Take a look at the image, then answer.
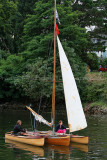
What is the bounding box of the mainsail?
[57,36,87,132]
[26,106,52,127]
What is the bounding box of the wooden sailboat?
[26,106,70,146]
[45,0,88,145]
[5,132,45,147]
[44,0,70,146]
[26,0,88,145]
[5,0,88,146]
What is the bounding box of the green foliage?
[0,50,10,59]
[87,52,99,70]
[90,101,107,109]
[0,0,16,53]
[11,0,36,53]
[0,54,25,100]
[0,0,106,108]
[85,72,107,103]
[72,0,107,53]
[14,57,53,102]
[100,58,107,67]
[14,45,86,105]
[22,0,88,59]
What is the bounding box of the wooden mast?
[52,0,56,132]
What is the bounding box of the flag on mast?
[55,24,60,35]
[56,9,61,25]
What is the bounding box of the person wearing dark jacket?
[55,120,69,133]
[13,120,26,136]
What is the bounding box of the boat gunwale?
[70,135,89,138]
[46,135,70,139]
[5,133,44,139]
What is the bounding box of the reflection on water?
[5,140,89,160]
[5,139,44,157]
[70,143,88,153]
[0,111,107,159]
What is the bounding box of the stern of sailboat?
[70,135,89,144]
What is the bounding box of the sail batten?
[57,36,87,132]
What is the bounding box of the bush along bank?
[83,72,107,114]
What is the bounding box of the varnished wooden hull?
[45,135,70,146]
[70,135,89,144]
[5,133,44,147]
[5,139,44,156]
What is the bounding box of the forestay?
[26,106,52,127]
[57,36,87,132]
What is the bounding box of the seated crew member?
[13,120,27,136]
[55,120,69,133]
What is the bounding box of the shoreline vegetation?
[0,102,107,114]
[0,72,107,114]
[83,72,107,114]
[0,1,107,115]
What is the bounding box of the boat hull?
[45,135,70,146]
[70,135,89,144]
[5,133,44,147]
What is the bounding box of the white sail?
[26,106,52,127]
[57,36,87,132]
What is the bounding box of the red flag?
[55,24,60,35]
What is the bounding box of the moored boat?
[25,0,89,146]
[29,131,70,146]
[5,132,45,147]
[70,135,89,144]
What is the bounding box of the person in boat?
[55,120,69,133]
[13,120,27,136]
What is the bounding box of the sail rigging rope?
[30,111,33,131]
[36,23,54,128]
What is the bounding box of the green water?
[0,110,107,160]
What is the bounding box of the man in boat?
[13,120,27,136]
[55,120,69,133]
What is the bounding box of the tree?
[14,0,88,104]
[0,0,16,53]
[72,0,107,53]
[87,52,99,70]
[0,54,25,100]
[12,0,37,53]
[0,0,88,104]
[15,49,87,105]
[22,0,88,59]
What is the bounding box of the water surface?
[0,110,107,160]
